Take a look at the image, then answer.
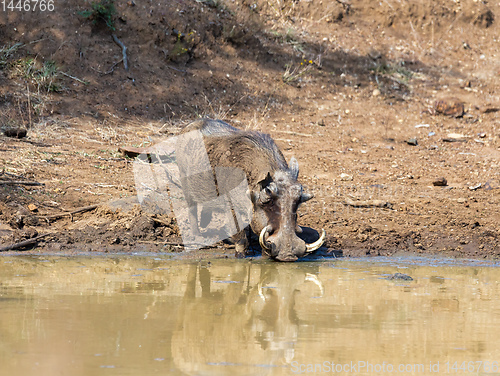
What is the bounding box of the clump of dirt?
[0,0,499,258]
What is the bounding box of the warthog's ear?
[290,157,299,180]
[300,192,314,203]
[257,171,273,189]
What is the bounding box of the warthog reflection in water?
[171,262,324,375]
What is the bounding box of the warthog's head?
[249,157,325,262]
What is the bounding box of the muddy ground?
[0,0,499,258]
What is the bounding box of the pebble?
[407,138,418,146]
[434,98,465,118]
[27,204,38,212]
[388,273,413,281]
[340,173,353,181]
[3,128,27,138]
[372,89,381,97]
[433,177,448,187]
[442,133,468,142]
[469,183,482,191]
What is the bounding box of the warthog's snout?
[259,225,326,262]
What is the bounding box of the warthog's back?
[181,119,289,186]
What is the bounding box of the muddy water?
[1,256,500,376]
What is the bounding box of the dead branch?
[137,240,234,250]
[150,216,172,227]
[112,34,129,71]
[0,180,44,186]
[0,233,52,252]
[41,204,99,222]
[344,197,393,209]
[60,71,89,85]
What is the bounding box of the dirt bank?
[1,0,499,258]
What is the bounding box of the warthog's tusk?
[305,273,324,297]
[257,283,266,301]
[259,225,272,251]
[305,229,326,253]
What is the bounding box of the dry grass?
[282,62,313,84]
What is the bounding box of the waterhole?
[1,256,499,375]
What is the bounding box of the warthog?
[178,118,325,262]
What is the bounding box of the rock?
[368,49,382,60]
[3,128,27,138]
[407,138,418,146]
[442,133,468,142]
[358,225,373,234]
[372,89,381,97]
[344,198,392,209]
[118,146,154,158]
[388,273,413,281]
[479,106,499,114]
[27,204,38,212]
[23,215,39,226]
[457,198,467,204]
[434,98,465,118]
[469,183,482,191]
[340,173,353,181]
[433,177,448,187]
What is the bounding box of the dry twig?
[41,204,99,222]
[0,180,44,186]
[0,233,52,252]
[112,34,129,71]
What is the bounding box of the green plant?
[169,31,196,60]
[270,28,304,53]
[11,58,62,92]
[372,61,413,83]
[170,38,188,58]
[0,43,23,69]
[79,0,116,31]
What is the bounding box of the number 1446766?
[2,0,55,12]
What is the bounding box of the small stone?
[3,128,27,138]
[479,106,499,114]
[340,173,353,181]
[372,89,381,97]
[23,215,39,226]
[407,138,418,146]
[27,204,38,212]
[433,177,448,186]
[469,183,482,191]
[457,198,467,204]
[434,98,465,118]
[368,49,382,60]
[442,133,468,142]
[388,273,413,281]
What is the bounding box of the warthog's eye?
[260,187,273,204]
